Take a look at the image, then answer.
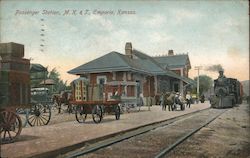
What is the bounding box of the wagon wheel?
[16,108,28,127]
[92,105,103,123]
[114,105,121,120]
[27,104,51,126]
[0,110,22,144]
[75,105,87,123]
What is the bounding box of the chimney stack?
[168,50,174,56]
[125,42,133,59]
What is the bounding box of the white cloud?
[63,21,78,32]
[212,17,248,35]
[149,32,173,44]
[144,14,166,28]
[170,9,203,25]
[86,15,114,31]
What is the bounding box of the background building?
[68,42,195,105]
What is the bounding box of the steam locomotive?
[211,70,243,108]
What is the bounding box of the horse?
[160,92,175,111]
[52,91,73,114]
[166,92,176,111]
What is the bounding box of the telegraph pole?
[195,66,202,103]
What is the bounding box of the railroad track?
[58,108,228,158]
[154,109,227,158]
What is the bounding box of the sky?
[0,0,249,83]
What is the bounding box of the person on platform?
[186,92,191,108]
[175,92,184,107]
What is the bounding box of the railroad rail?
[154,109,228,158]
[58,107,227,158]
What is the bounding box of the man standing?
[160,92,166,111]
[139,93,144,111]
[186,92,191,108]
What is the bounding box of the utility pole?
[195,66,202,103]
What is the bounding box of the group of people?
[160,91,192,111]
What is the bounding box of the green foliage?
[30,71,48,88]
[48,68,68,93]
[31,67,68,94]
[193,75,213,96]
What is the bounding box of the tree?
[30,70,49,88]
[193,75,213,96]
[47,68,68,93]
[30,67,68,93]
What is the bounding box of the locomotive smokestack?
[168,50,174,56]
[218,69,225,78]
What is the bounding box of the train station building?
[68,42,195,105]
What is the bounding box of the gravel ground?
[71,103,250,158]
[72,108,225,158]
[0,102,212,158]
[167,103,250,158]
[49,106,77,125]
[20,105,143,127]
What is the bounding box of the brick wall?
[116,72,124,81]
[88,71,152,98]
[89,72,113,84]
[143,76,155,97]
[127,85,135,97]
[150,76,155,96]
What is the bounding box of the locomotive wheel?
[0,110,22,144]
[27,104,51,126]
[92,105,103,123]
[114,105,121,120]
[16,108,28,127]
[75,106,87,123]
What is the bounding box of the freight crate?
[0,70,29,83]
[88,84,103,101]
[71,77,88,101]
[0,42,24,59]
[0,42,30,108]
[71,77,104,101]
[0,59,30,72]
[0,82,30,108]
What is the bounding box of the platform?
[1,102,211,158]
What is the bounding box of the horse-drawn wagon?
[27,87,52,126]
[70,77,121,123]
[18,63,53,127]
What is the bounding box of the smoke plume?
[205,64,224,72]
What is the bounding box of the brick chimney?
[125,42,133,59]
[168,50,174,56]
